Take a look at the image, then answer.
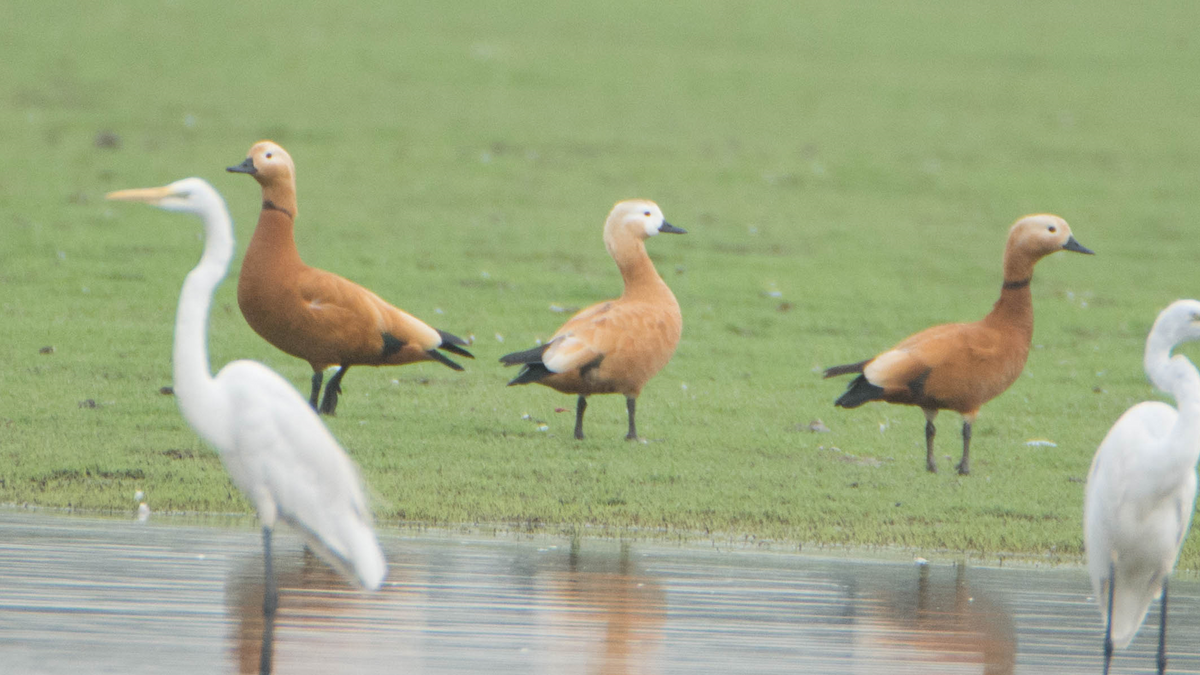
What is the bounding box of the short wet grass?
[3,1,1200,565]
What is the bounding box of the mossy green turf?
[2,1,1199,565]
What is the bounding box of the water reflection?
[224,538,666,675]
[850,563,1015,674]
[3,511,1200,674]
[534,541,665,674]
[226,548,421,674]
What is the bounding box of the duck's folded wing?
[543,300,676,374]
[294,269,378,333]
[865,324,973,391]
[362,288,442,350]
[542,334,603,374]
[862,348,932,393]
[297,269,442,351]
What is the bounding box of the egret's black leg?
[1103,562,1115,675]
[956,420,972,475]
[1158,577,1168,675]
[319,365,350,416]
[574,395,587,440]
[309,371,323,411]
[625,397,638,441]
[260,526,277,675]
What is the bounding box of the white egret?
[108,178,386,672]
[1084,299,1200,675]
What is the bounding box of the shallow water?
[1,511,1198,674]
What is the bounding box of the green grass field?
[3,1,1200,565]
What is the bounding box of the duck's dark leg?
[1103,562,1115,675]
[260,525,277,675]
[309,371,323,411]
[922,408,938,473]
[1158,577,1168,675]
[574,395,587,440]
[625,397,638,441]
[319,365,350,416]
[957,420,973,475]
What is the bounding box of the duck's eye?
[643,210,652,217]
[265,153,273,159]
[1048,225,1057,233]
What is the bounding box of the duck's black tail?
[500,344,552,386]
[426,349,466,371]
[833,375,884,408]
[822,359,870,379]
[507,363,552,386]
[499,343,549,366]
[436,329,475,358]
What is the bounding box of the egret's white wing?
[1084,400,1185,648]
[216,359,386,590]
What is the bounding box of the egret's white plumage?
[106,178,386,594]
[1084,299,1200,674]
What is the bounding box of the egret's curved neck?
[1146,333,1200,411]
[173,204,233,447]
[1144,333,1200,484]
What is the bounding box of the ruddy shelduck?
[824,214,1093,474]
[500,200,685,440]
[1085,300,1200,675]
[227,141,473,415]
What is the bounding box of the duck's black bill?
[226,157,257,175]
[1063,236,1094,255]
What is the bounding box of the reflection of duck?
[226,548,421,674]
[852,563,1015,675]
[534,541,666,675]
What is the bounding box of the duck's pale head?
[227,140,296,188]
[1007,213,1092,259]
[604,199,686,245]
